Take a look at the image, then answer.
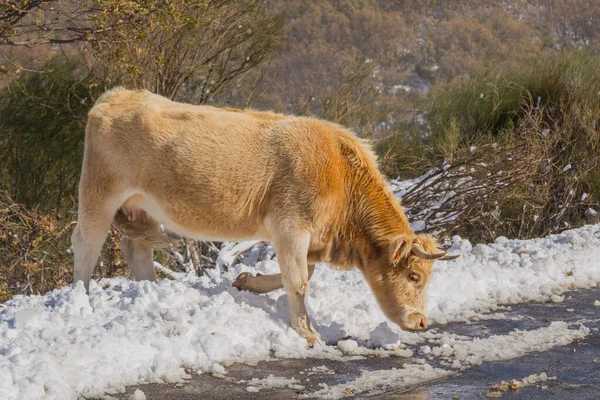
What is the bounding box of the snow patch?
[302,364,454,399]
[551,294,564,303]
[369,322,400,349]
[306,365,335,376]
[431,322,589,369]
[128,389,147,400]
[337,339,359,355]
[486,372,556,397]
[240,375,304,392]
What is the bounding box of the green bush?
[425,51,600,162]
[0,59,101,214]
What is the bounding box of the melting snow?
[486,372,556,397]
[128,389,147,400]
[302,364,455,399]
[2,220,600,398]
[239,375,304,392]
[431,322,589,369]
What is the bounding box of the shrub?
[386,51,600,242]
[426,51,600,156]
[0,59,100,213]
[0,191,74,301]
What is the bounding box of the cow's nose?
[407,312,428,330]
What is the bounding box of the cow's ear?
[390,235,413,264]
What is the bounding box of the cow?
[71,88,458,345]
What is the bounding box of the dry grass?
[0,191,76,301]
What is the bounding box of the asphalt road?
[113,286,600,400]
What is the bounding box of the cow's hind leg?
[233,264,315,293]
[72,198,120,292]
[121,237,157,282]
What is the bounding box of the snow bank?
[428,226,600,324]
[0,278,308,400]
[2,223,600,398]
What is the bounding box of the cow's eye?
[409,273,420,285]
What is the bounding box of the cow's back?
[83,89,366,239]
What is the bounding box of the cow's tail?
[113,210,175,250]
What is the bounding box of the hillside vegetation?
[390,51,600,242]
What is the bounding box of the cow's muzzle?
[401,312,428,331]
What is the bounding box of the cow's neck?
[355,178,412,242]
[327,171,413,269]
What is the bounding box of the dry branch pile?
[396,100,600,242]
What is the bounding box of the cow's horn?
[438,254,460,261]
[411,243,447,260]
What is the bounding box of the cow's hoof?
[232,272,263,292]
[298,329,323,348]
[305,335,322,348]
[232,272,251,291]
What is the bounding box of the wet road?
[116,286,600,399]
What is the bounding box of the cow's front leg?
[233,264,316,293]
[273,231,321,346]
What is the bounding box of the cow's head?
[363,234,458,331]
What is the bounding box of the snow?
[428,225,600,324]
[550,294,564,303]
[336,339,359,354]
[419,345,431,354]
[306,365,332,375]
[487,372,556,397]
[430,321,589,369]
[302,364,455,399]
[3,217,600,397]
[390,84,413,94]
[128,389,147,400]
[216,240,264,270]
[239,375,303,392]
[368,322,400,349]
[393,348,413,358]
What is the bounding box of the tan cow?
[72,88,457,344]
